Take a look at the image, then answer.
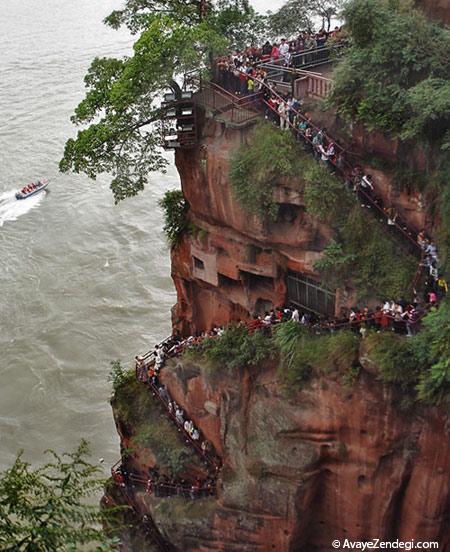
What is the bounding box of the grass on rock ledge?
[191,306,450,408]
[110,362,196,476]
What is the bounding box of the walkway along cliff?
[105,31,450,552]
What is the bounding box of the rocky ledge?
[109,346,450,551]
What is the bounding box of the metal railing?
[258,42,346,72]
[111,461,215,500]
[249,73,423,256]
[195,81,263,125]
[108,464,174,551]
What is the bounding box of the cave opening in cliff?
[286,271,336,318]
[240,270,275,291]
[276,203,304,223]
[218,273,240,287]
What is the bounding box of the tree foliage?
[314,239,355,286]
[0,441,120,551]
[109,360,134,394]
[112,375,196,475]
[61,0,264,202]
[159,189,189,246]
[337,207,417,300]
[274,322,359,388]
[191,324,275,371]
[303,162,352,224]
[413,300,450,404]
[229,123,306,220]
[364,299,450,406]
[268,0,344,37]
[329,0,450,146]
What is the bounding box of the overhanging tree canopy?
[60,0,265,202]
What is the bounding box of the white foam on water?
[0,188,45,227]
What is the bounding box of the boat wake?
[0,189,45,227]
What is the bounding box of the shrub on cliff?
[191,324,275,370]
[315,206,417,300]
[303,163,353,226]
[112,376,196,475]
[363,301,450,406]
[364,332,419,395]
[413,300,450,405]
[432,161,450,278]
[159,189,189,247]
[274,322,360,388]
[109,360,134,393]
[229,123,305,220]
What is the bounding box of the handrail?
[109,467,173,551]
[208,81,262,106]
[258,42,346,71]
[260,95,421,253]
[229,67,423,253]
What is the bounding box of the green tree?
[303,162,352,224]
[159,189,190,246]
[229,122,305,220]
[60,0,264,203]
[192,324,275,371]
[0,441,120,551]
[413,300,450,404]
[268,0,314,38]
[268,0,344,37]
[329,0,450,146]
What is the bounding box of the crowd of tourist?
[239,299,432,338]
[135,338,220,468]
[216,25,345,95]
[217,26,345,82]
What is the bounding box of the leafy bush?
[0,441,121,551]
[193,324,275,371]
[339,207,417,299]
[274,322,360,389]
[329,0,450,146]
[315,205,417,300]
[109,360,134,393]
[433,161,450,277]
[303,163,352,225]
[159,189,189,247]
[363,300,450,406]
[313,239,355,288]
[229,123,305,220]
[133,425,191,476]
[365,332,418,387]
[413,300,450,405]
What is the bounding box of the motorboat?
[15,179,49,200]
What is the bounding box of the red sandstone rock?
[115,356,450,551]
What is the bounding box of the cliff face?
[109,35,450,546]
[112,355,450,551]
[171,117,336,335]
[171,108,431,336]
[417,0,450,23]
